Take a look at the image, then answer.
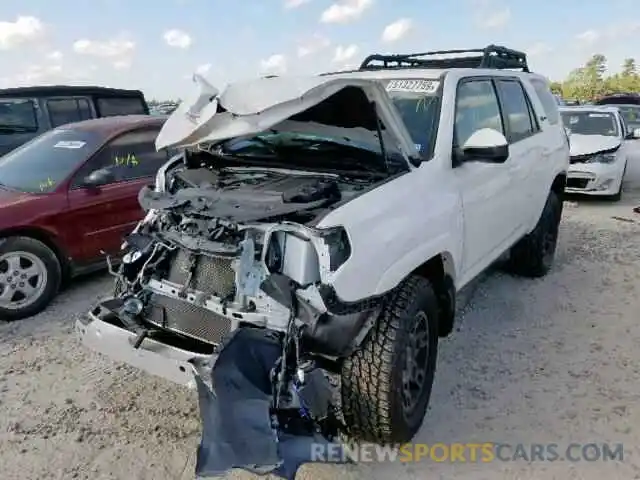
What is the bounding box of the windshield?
[617,106,640,131]
[219,130,407,175]
[0,128,103,193]
[561,111,619,137]
[0,98,38,132]
[384,79,440,156]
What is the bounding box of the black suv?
[0,85,150,156]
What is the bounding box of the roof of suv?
[0,85,145,98]
[318,44,545,83]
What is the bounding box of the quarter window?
[530,78,560,125]
[495,80,539,143]
[97,97,146,117]
[454,79,504,147]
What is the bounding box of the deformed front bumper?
[76,299,213,388]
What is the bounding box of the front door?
[63,127,168,265]
[452,77,517,279]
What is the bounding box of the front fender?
[374,233,457,294]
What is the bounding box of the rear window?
[0,98,38,132]
[530,79,560,125]
[97,97,146,117]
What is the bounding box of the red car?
[0,115,171,320]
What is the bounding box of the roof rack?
[359,45,529,72]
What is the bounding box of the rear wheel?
[340,275,439,444]
[508,191,562,278]
[0,236,62,321]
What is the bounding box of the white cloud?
[46,51,63,61]
[574,30,600,45]
[525,43,552,57]
[284,0,310,8]
[260,54,287,74]
[195,63,212,75]
[163,29,192,49]
[73,37,135,70]
[73,37,135,58]
[0,16,45,50]
[381,18,413,43]
[332,44,359,64]
[297,34,331,57]
[478,8,511,28]
[320,0,372,24]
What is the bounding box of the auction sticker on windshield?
[53,140,86,149]
[386,79,440,94]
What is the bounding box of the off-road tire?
[340,275,439,444]
[508,191,562,278]
[0,236,62,321]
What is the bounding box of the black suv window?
[72,128,166,187]
[495,80,540,143]
[97,97,146,117]
[48,98,93,127]
[0,98,38,131]
[454,79,504,147]
[530,78,560,125]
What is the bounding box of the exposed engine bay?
[97,149,395,476]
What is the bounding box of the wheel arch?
[0,227,71,280]
[412,251,456,337]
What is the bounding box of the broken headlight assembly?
[588,153,617,164]
[264,226,351,286]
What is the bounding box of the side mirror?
[459,128,509,163]
[82,168,115,189]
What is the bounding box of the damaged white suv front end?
[76,72,437,439]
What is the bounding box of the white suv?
[77,45,569,446]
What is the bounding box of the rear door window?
[97,97,146,117]
[495,79,540,143]
[47,98,93,127]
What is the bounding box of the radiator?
[144,249,236,345]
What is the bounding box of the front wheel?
[0,236,62,321]
[340,275,440,444]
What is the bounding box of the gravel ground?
[1,191,639,480]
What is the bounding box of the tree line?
[550,54,640,102]
[150,54,640,105]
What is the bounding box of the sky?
[0,0,639,100]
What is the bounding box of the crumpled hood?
[569,134,621,157]
[155,73,418,161]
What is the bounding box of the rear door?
[45,97,95,127]
[494,77,545,233]
[64,127,168,264]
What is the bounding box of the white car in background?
[560,105,640,200]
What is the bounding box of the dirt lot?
[1,192,639,480]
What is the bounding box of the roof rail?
[359,45,529,72]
